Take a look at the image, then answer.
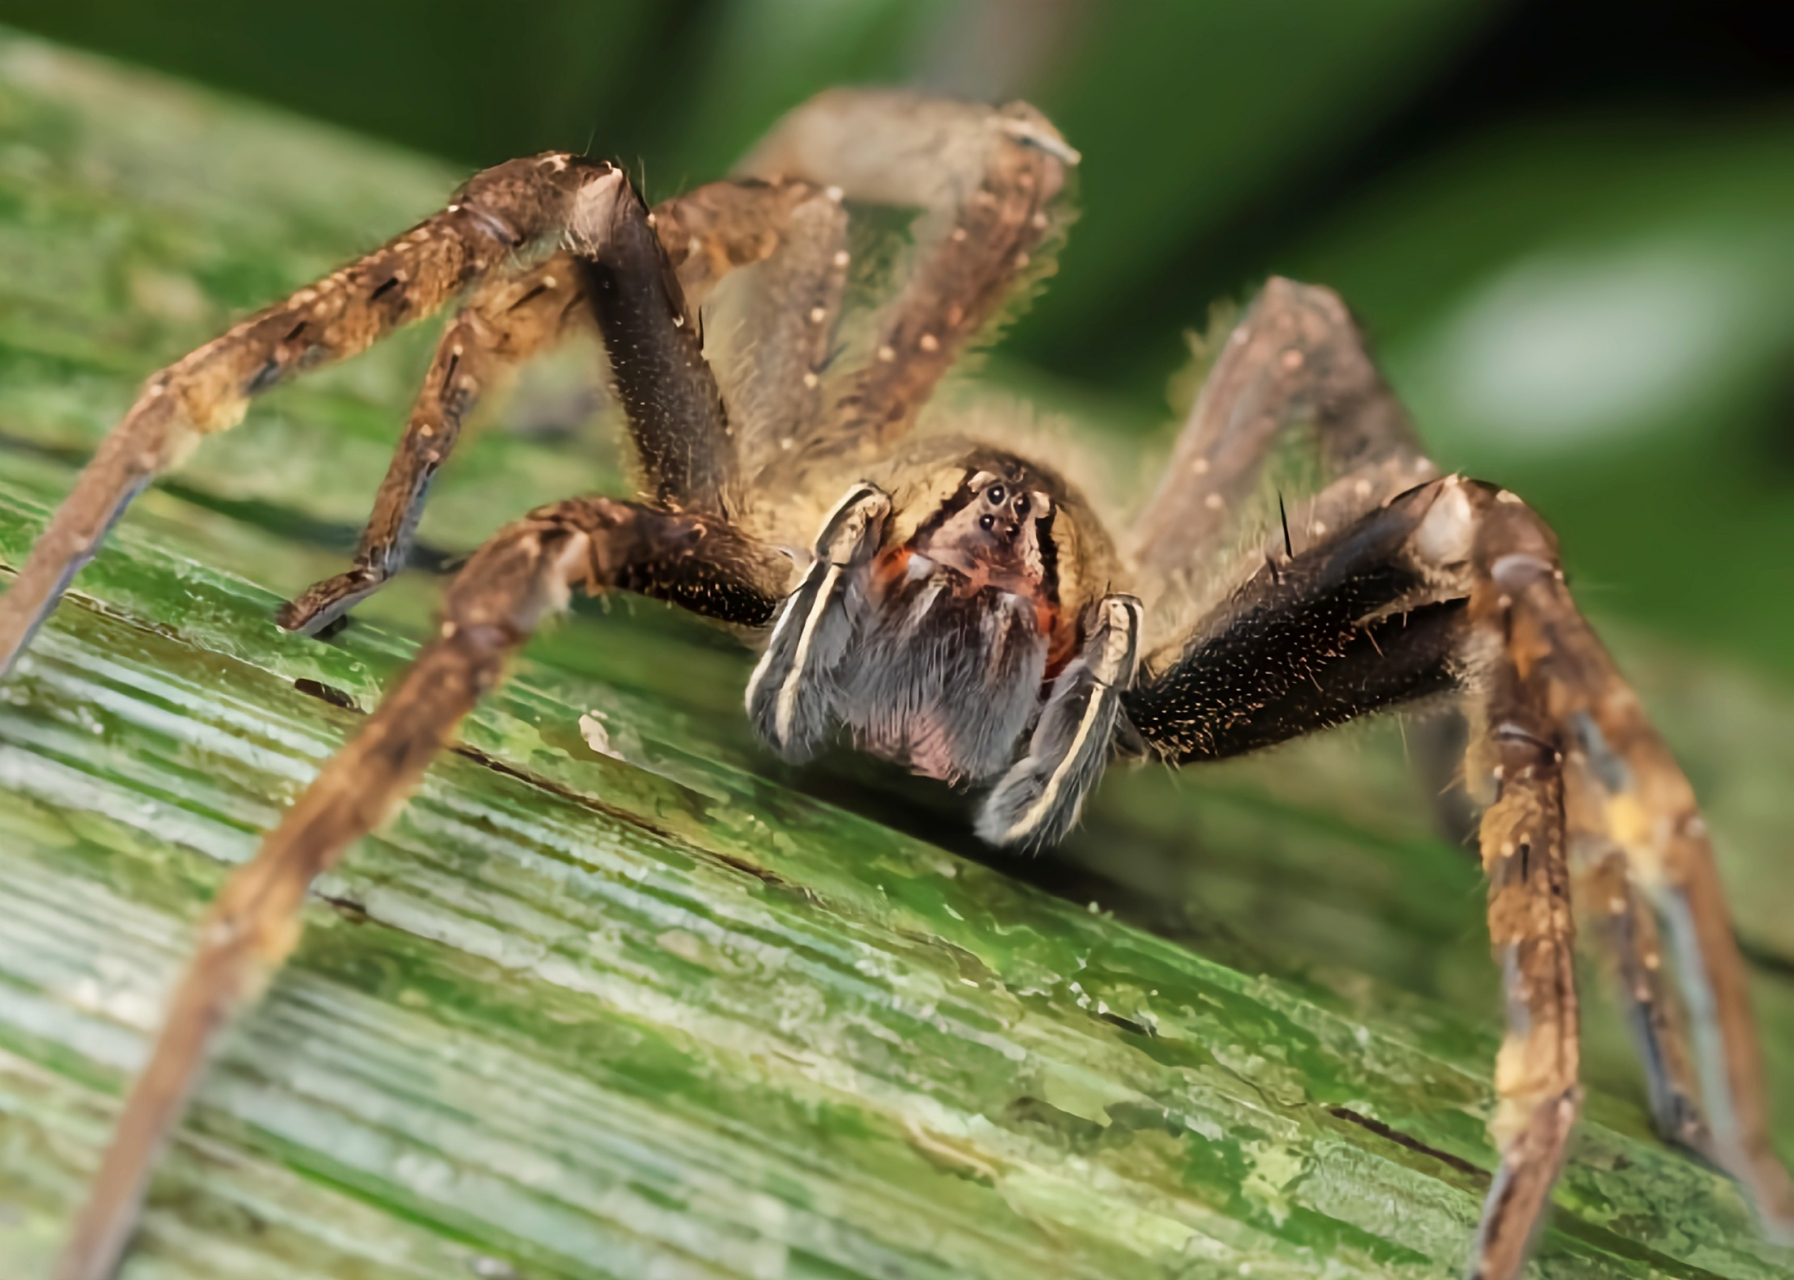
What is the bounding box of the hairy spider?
[0,88,1786,1280]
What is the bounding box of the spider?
[0,88,1786,1280]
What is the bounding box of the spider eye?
[986,485,1006,505]
[979,514,995,531]
[1013,494,1029,515]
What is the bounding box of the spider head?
[842,453,1068,783]
[905,464,1055,600]
[750,446,1108,788]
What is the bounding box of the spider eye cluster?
[977,482,1034,533]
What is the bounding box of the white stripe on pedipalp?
[775,563,842,745]
[744,566,813,714]
[746,482,883,720]
[1000,596,1142,843]
[1002,673,1107,843]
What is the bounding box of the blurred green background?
[0,0,1788,677]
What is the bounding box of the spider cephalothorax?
[1,87,1787,1280]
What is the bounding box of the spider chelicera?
[0,88,1786,1280]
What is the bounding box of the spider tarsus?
[275,571,381,637]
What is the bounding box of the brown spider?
[0,88,1786,1280]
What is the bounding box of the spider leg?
[1467,631,1579,1280]
[1575,845,1713,1156]
[651,176,830,314]
[1456,502,1597,1279]
[279,177,831,634]
[738,89,1078,465]
[1121,477,1570,1274]
[50,169,819,1276]
[1132,276,1440,596]
[1129,276,1466,838]
[570,174,744,511]
[0,153,615,680]
[1475,500,1794,1238]
[1122,474,1790,1273]
[51,495,791,1280]
[277,253,587,634]
[720,188,852,482]
[1121,476,1468,763]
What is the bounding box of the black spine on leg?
[1124,486,1468,763]
[578,181,737,511]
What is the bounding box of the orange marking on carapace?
[876,540,1073,683]
[1042,605,1077,679]
[873,545,914,590]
